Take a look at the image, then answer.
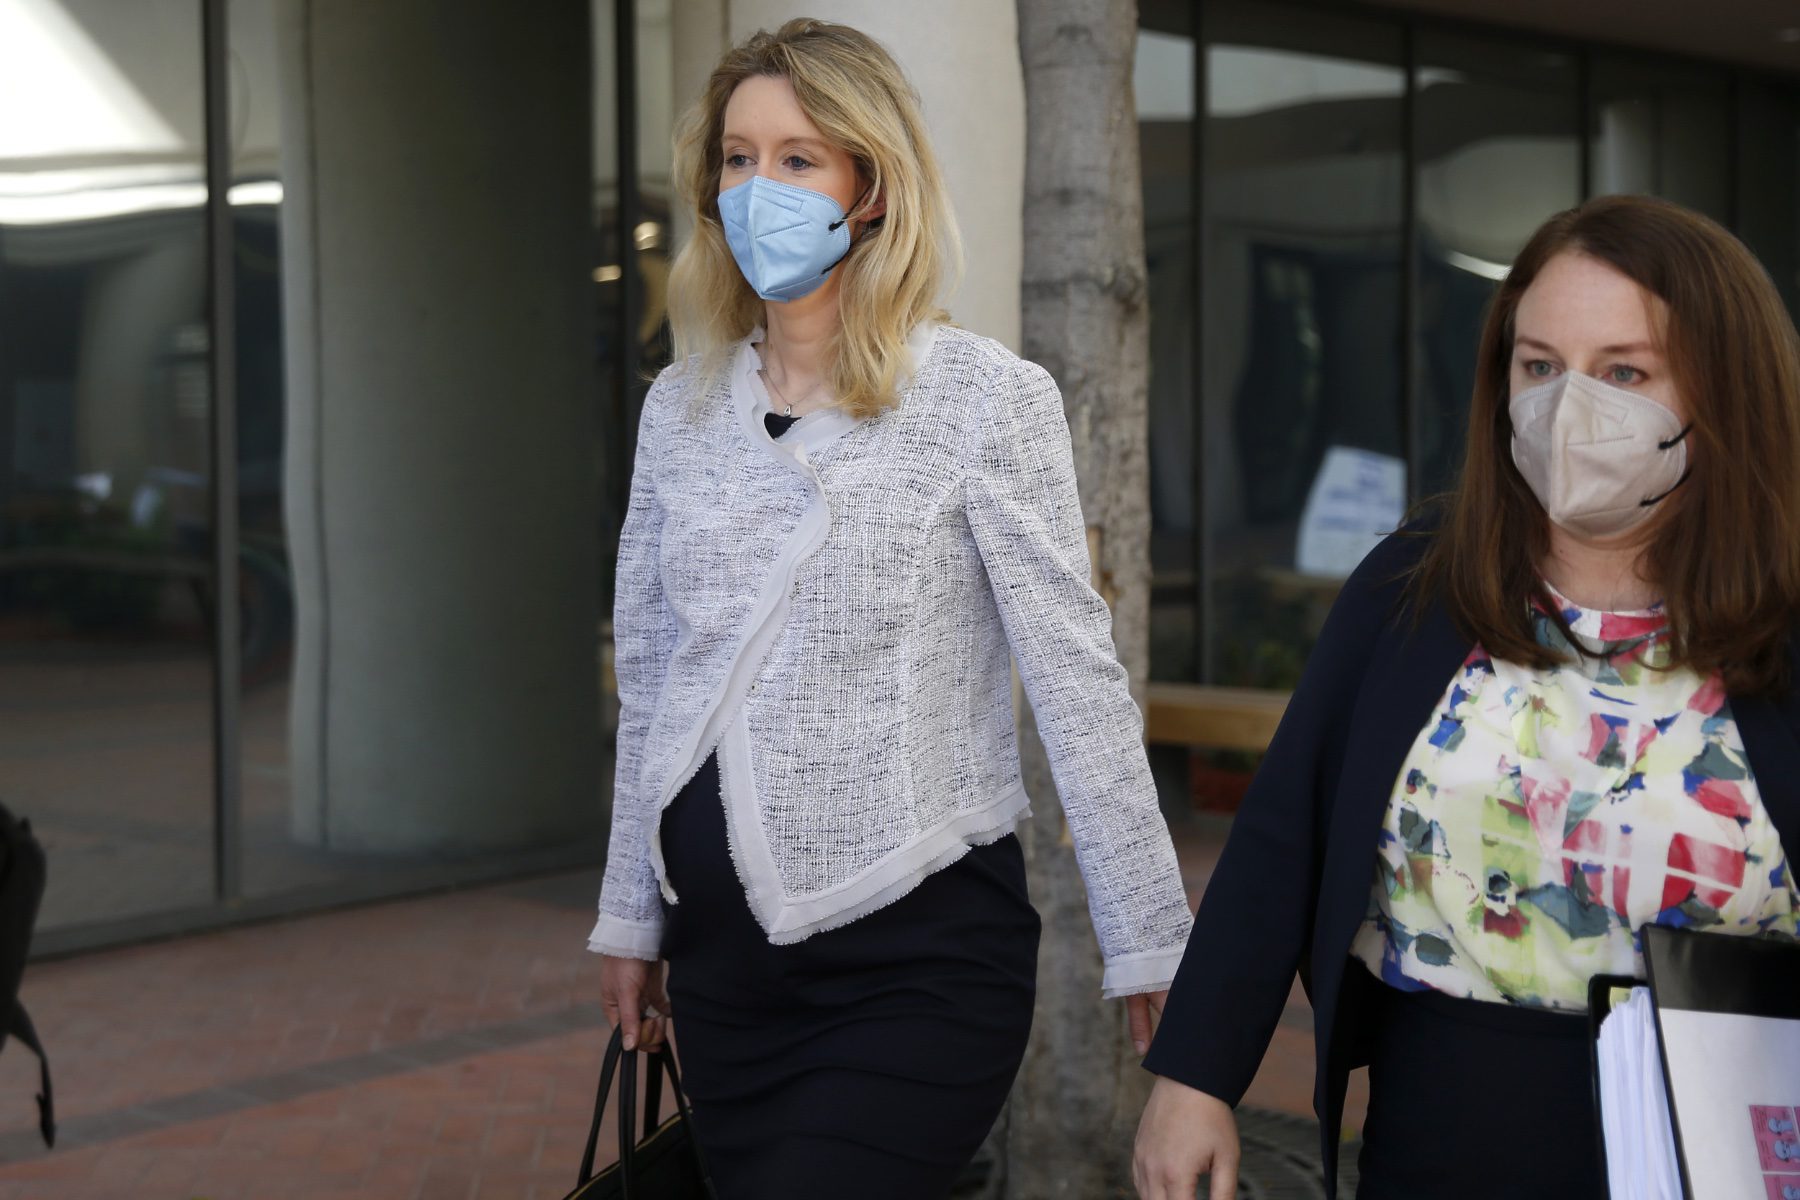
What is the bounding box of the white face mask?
[1508,370,1691,539]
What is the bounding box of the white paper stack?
[1596,986,1683,1200]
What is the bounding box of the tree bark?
[1004,2,1152,1197]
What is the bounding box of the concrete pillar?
[701,0,1025,351]
[74,234,207,497]
[275,0,598,852]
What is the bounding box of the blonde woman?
[591,19,1193,1198]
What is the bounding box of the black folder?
[1591,927,1800,1200]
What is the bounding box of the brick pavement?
[0,823,1362,1198]
[0,870,641,1199]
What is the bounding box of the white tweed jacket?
[589,323,1193,997]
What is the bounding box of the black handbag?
[562,1026,716,1200]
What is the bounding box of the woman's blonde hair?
[667,18,961,418]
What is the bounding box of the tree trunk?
[1004,2,1152,1197]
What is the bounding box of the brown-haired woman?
[1132,193,1800,1199]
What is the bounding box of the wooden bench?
[1144,682,1289,754]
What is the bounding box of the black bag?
[562,1027,714,1199]
[0,802,52,1147]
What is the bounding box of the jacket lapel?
[1315,592,1474,977]
[1729,651,1800,863]
[1308,583,1473,1177]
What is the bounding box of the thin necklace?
[754,342,824,418]
[759,367,800,417]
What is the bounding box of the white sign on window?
[1295,445,1407,578]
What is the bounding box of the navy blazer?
[1142,529,1800,1191]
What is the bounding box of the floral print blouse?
[1351,585,1800,1010]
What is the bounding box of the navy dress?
[658,412,1042,1199]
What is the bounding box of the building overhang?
[1335,0,1800,76]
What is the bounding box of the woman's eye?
[783,155,814,172]
[1525,360,1555,378]
[1608,366,1643,385]
[724,153,751,169]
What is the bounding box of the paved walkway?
[0,823,1364,1198]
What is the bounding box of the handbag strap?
[8,1002,52,1148]
[576,1026,626,1186]
[653,1044,717,1194]
[642,1050,665,1142]
[575,1027,716,1199]
[617,1043,639,1200]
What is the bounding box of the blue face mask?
[717,175,854,302]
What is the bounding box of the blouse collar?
[1535,581,1667,659]
[730,321,942,458]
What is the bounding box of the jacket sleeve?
[589,376,682,959]
[1139,535,1402,1105]
[964,356,1194,998]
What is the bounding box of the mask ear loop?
[1640,422,1694,507]
[827,184,875,234]
[818,185,877,282]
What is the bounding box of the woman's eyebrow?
[719,131,829,153]
[1515,335,1660,357]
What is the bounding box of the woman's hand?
[599,955,671,1051]
[1125,988,1168,1057]
[1133,1076,1240,1200]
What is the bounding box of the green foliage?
[1213,568,1317,691]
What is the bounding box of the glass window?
[594,0,674,610]
[634,0,674,373]
[1202,0,1406,689]
[595,0,675,796]
[1589,56,1731,222]
[1737,78,1800,317]
[596,0,626,612]
[1413,33,1580,497]
[0,0,215,928]
[228,0,300,898]
[1137,4,1197,682]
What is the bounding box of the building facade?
[2,0,1796,950]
